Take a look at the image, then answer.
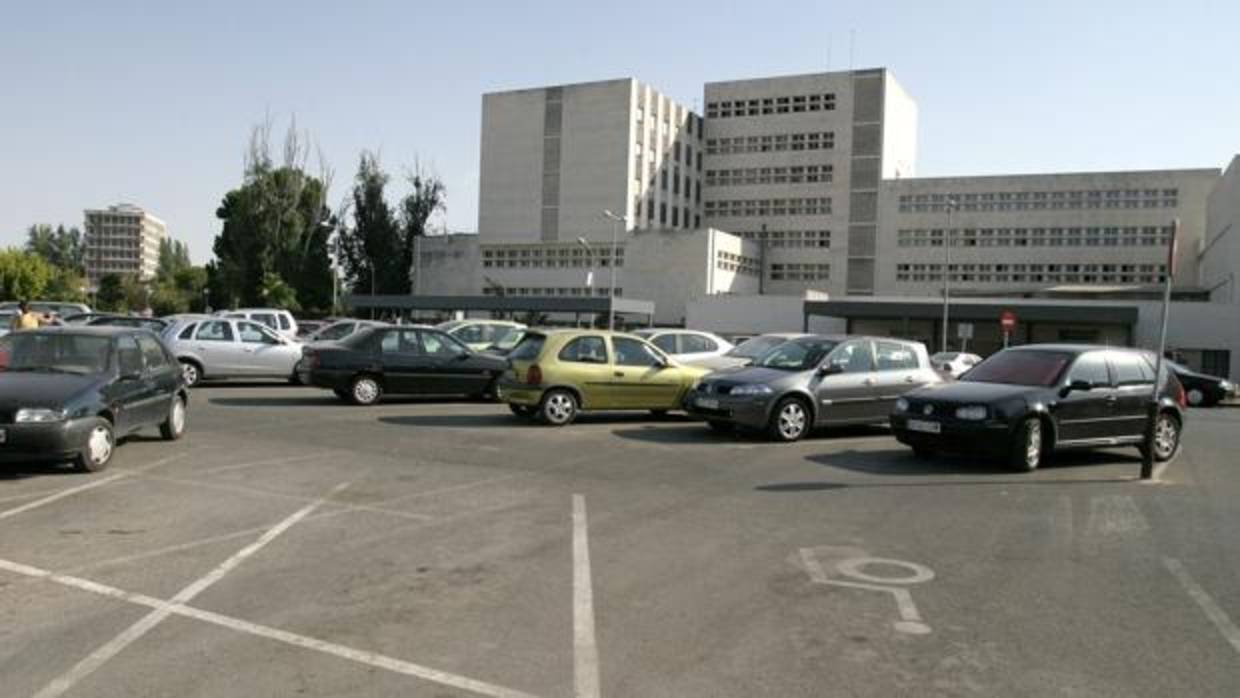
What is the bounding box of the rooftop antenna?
[849,29,856,70]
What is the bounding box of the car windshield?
[0,333,112,375]
[495,329,525,350]
[754,338,838,371]
[961,350,1073,387]
[508,334,546,361]
[931,352,960,362]
[729,335,792,359]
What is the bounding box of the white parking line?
[0,556,540,698]
[0,452,187,522]
[1164,557,1240,657]
[30,481,350,698]
[572,494,601,698]
[198,452,338,475]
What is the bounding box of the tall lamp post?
[577,237,595,328]
[600,210,625,331]
[940,198,957,354]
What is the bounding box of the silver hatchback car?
[165,317,304,387]
[684,335,942,441]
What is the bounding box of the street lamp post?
[941,198,957,354]
[577,237,595,327]
[601,210,625,331]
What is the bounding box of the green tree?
[260,272,301,312]
[45,268,89,303]
[335,151,401,296]
[399,164,447,294]
[211,119,335,312]
[0,249,53,300]
[25,224,84,273]
[156,238,192,282]
[95,273,126,311]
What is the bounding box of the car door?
[373,329,429,394]
[555,335,617,408]
[814,340,880,423]
[1107,352,1155,441]
[193,320,240,376]
[871,340,928,416]
[678,333,722,364]
[609,336,682,408]
[1053,351,1118,443]
[236,321,296,377]
[417,329,493,395]
[111,335,153,434]
[136,333,177,425]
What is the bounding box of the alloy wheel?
[1025,420,1042,469]
[1154,414,1179,460]
[777,402,807,441]
[181,362,199,387]
[88,425,113,465]
[543,392,576,425]
[170,399,186,435]
[353,377,380,405]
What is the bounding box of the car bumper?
[682,389,774,429]
[302,368,354,391]
[889,414,1014,455]
[496,379,545,407]
[0,417,95,464]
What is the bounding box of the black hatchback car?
[299,325,508,405]
[0,327,188,472]
[890,345,1186,471]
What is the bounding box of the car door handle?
[904,375,917,383]
[863,378,875,386]
[1105,395,1118,404]
[614,371,625,377]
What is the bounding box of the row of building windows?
[706,93,836,118]
[704,197,833,217]
[643,165,702,204]
[705,164,833,187]
[481,246,624,269]
[636,198,701,229]
[735,229,832,248]
[896,225,1176,248]
[481,286,622,298]
[895,262,1169,285]
[636,135,703,173]
[769,263,830,281]
[715,250,761,276]
[898,188,1181,213]
[635,98,702,136]
[705,132,835,155]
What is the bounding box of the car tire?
[1139,411,1181,462]
[349,375,383,406]
[75,418,115,473]
[332,388,350,401]
[288,372,303,386]
[767,397,810,442]
[540,389,578,426]
[1009,417,1043,472]
[706,420,734,433]
[159,395,187,441]
[1186,388,1204,406]
[180,359,203,388]
[509,404,536,420]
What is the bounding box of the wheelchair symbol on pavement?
[799,547,936,635]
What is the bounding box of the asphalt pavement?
[1,385,1238,697]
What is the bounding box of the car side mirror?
[456,351,471,360]
[120,369,142,381]
[1061,379,1092,396]
[817,363,844,376]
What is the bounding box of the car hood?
[703,365,807,386]
[0,372,102,411]
[690,355,751,370]
[906,381,1040,404]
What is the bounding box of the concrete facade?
[83,203,167,286]
[478,79,702,244]
[1201,156,1240,303]
[702,69,918,297]
[878,169,1220,298]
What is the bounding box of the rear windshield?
[728,335,790,359]
[508,334,546,361]
[962,350,1073,387]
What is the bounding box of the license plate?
[696,397,720,410]
[906,419,941,434]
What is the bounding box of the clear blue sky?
[2,0,1236,263]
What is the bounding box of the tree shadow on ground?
[610,422,890,446]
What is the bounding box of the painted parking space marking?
[1164,557,1240,657]
[573,494,602,698]
[0,452,188,522]
[799,546,936,635]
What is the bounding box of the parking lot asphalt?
[2,386,1239,697]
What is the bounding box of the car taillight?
[305,350,320,369]
[527,364,542,386]
[1175,381,1187,408]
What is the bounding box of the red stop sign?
[1000,311,1017,332]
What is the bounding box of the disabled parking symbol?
[798,546,936,635]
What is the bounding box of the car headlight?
[1220,380,1234,393]
[730,384,774,396]
[15,408,67,423]
[895,398,909,413]
[954,406,988,421]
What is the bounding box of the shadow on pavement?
[809,447,1142,477]
[379,414,521,428]
[208,396,346,408]
[0,461,76,481]
[611,422,889,446]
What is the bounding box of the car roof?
[11,326,140,338]
[1006,343,1143,355]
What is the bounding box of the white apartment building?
[84,203,166,287]
[1202,155,1240,305]
[702,68,918,297]
[878,169,1220,297]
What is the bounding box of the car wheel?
[1143,412,1181,462]
[1010,417,1043,472]
[706,420,734,433]
[180,360,202,388]
[288,371,303,386]
[159,395,187,440]
[332,388,350,401]
[75,418,115,472]
[349,375,382,406]
[1186,388,1204,406]
[540,389,578,426]
[768,397,810,442]
[509,404,536,420]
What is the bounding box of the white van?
[217,308,299,340]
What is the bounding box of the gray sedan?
[684,335,941,441]
[164,317,304,387]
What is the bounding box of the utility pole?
[577,237,595,327]
[601,210,625,331]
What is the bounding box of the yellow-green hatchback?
[498,330,709,425]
